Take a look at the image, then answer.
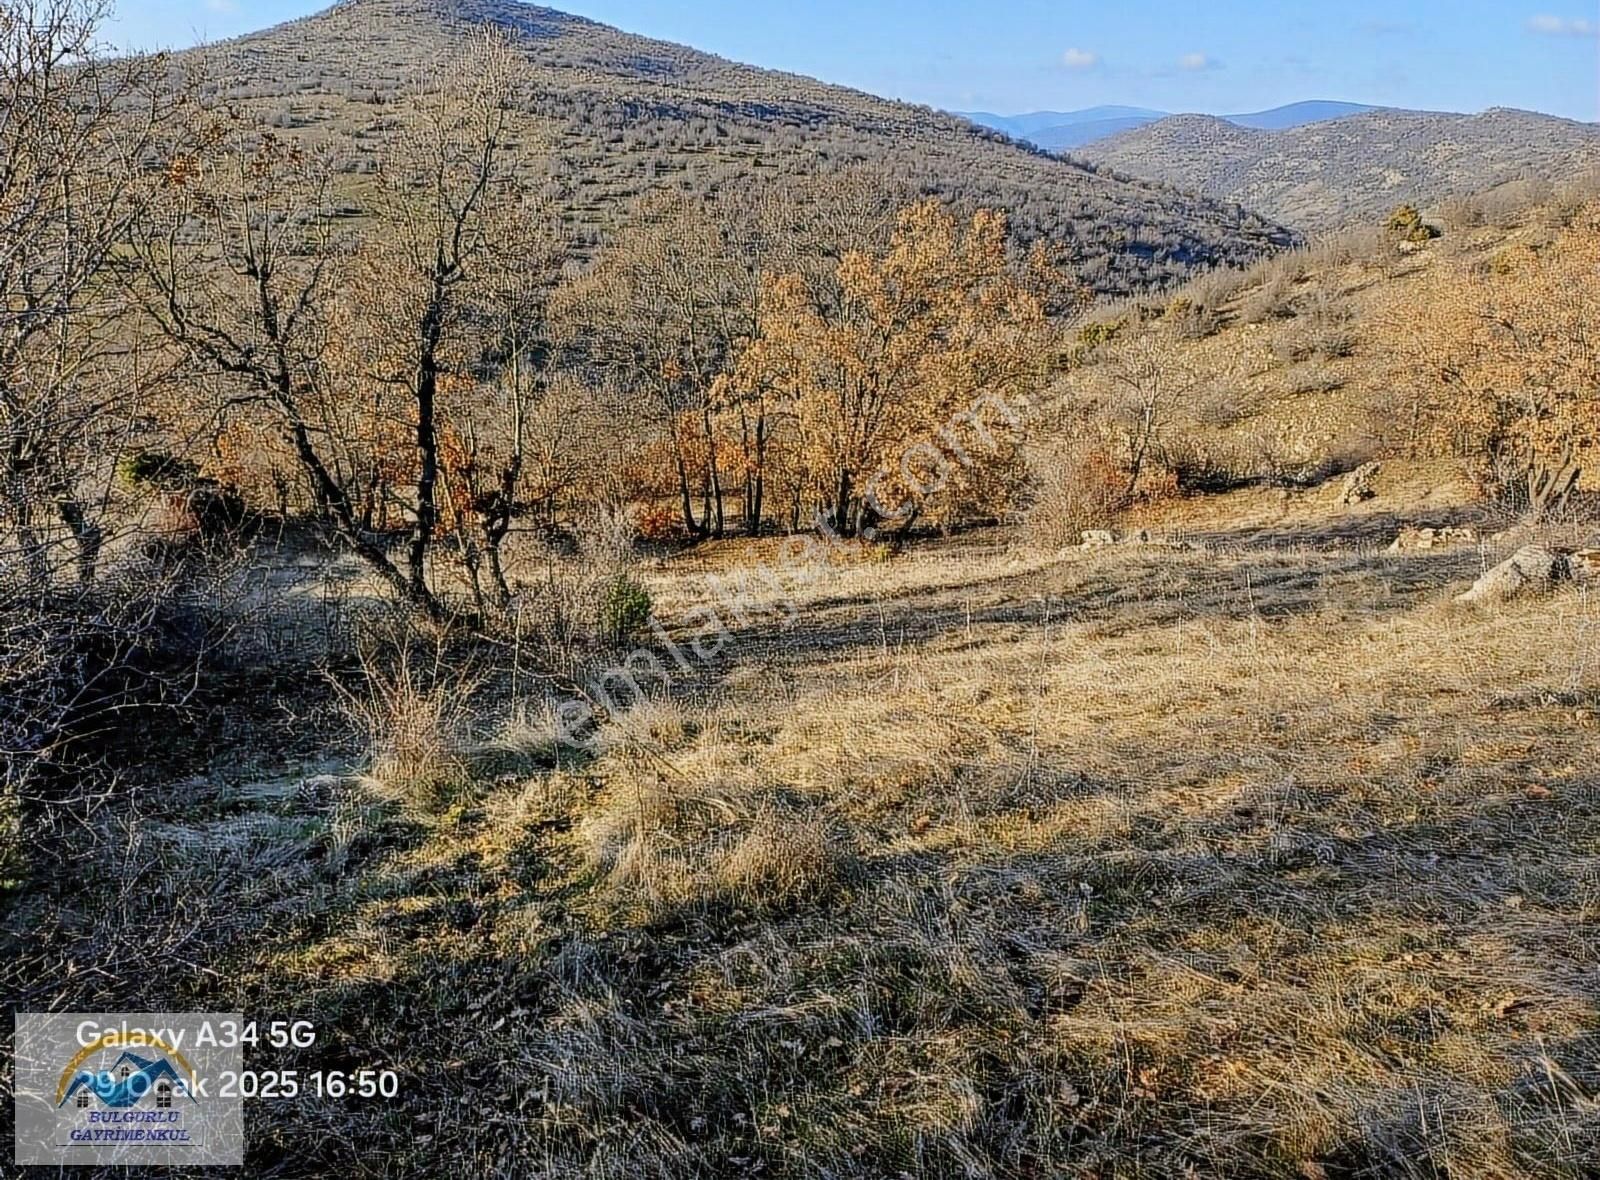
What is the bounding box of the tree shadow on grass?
[681,544,1483,686]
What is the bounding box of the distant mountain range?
[1076,107,1600,231]
[959,101,1379,151]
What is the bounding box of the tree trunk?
[409,295,445,605]
[673,449,699,537]
[832,468,855,537]
[745,414,766,537]
[55,496,102,585]
[702,405,724,539]
[286,420,441,621]
[748,471,764,538]
[887,504,920,555]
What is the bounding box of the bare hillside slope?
[1078,107,1600,232]
[190,0,1293,290]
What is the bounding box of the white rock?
[1389,525,1478,553]
[1455,545,1568,606]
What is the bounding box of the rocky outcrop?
[1338,462,1381,506]
[1388,525,1478,553]
[1455,545,1568,606]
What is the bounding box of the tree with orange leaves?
[1388,205,1600,517]
[724,200,1064,538]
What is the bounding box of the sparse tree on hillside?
[1387,204,1600,517]
[1101,331,1200,499]
[554,171,904,539]
[129,124,430,599]
[359,24,520,607]
[133,25,527,620]
[436,200,569,611]
[553,192,751,539]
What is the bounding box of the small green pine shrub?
[119,450,201,490]
[599,575,652,645]
[1074,318,1123,357]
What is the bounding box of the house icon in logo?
[59,1051,196,1111]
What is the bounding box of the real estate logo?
[13,1013,245,1166]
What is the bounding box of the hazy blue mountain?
[959,106,1166,139]
[1226,101,1380,130]
[1030,115,1164,151]
[962,100,1384,150]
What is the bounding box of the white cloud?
[1178,52,1221,72]
[204,0,239,11]
[1060,47,1100,71]
[1528,14,1600,36]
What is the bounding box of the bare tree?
[131,24,526,621]
[362,24,519,605]
[1102,332,1198,499]
[438,196,569,612]
[0,0,176,584]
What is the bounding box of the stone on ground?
[1455,545,1568,606]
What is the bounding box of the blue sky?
[108,0,1600,121]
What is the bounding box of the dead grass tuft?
[332,613,482,807]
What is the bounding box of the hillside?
[1077,106,1600,232]
[192,0,1292,291]
[1036,179,1600,543]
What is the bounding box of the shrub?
[1479,178,1554,229]
[1438,196,1485,234]
[1164,295,1219,340]
[119,450,201,491]
[1190,385,1256,429]
[1285,365,1345,395]
[1073,318,1123,358]
[633,502,680,541]
[332,612,480,807]
[1025,439,1131,549]
[598,574,653,645]
[1273,289,1356,364]
[1185,264,1248,310]
[1386,204,1439,245]
[1240,273,1297,324]
[1274,322,1356,365]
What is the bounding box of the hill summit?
[195,0,1293,291]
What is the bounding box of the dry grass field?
[12,476,1598,1178]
